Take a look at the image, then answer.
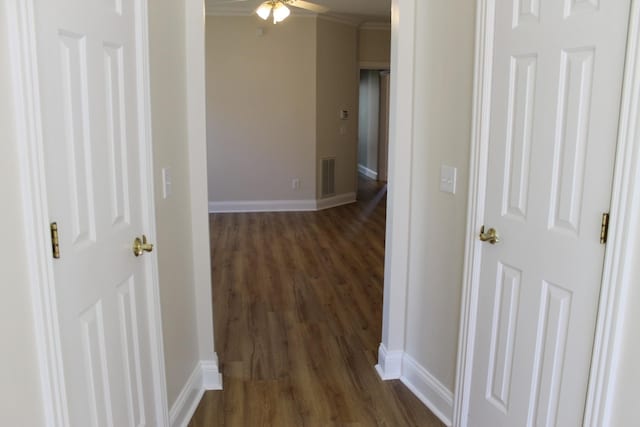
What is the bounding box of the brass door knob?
[479,226,500,244]
[133,235,154,257]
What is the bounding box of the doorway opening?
[194,7,441,425]
[357,69,390,200]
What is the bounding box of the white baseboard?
[375,343,403,380]
[358,164,378,180]
[208,199,317,213]
[201,359,223,390]
[169,358,223,427]
[209,193,356,213]
[316,192,357,210]
[400,353,453,427]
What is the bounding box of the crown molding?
[206,4,316,16]
[205,8,363,27]
[317,13,361,27]
[359,21,391,30]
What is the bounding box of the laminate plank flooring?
[189,176,444,427]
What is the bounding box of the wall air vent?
[321,157,336,197]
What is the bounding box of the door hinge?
[50,222,60,259]
[600,213,610,245]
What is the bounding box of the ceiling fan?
[213,0,330,24]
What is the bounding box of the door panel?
[35,0,157,425]
[468,0,631,426]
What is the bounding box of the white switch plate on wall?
[162,167,172,199]
[440,165,457,194]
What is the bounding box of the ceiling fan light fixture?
[272,2,290,23]
[256,2,272,20]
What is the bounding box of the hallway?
[189,177,443,426]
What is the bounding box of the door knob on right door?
[479,225,500,245]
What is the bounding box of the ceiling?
[205,0,392,24]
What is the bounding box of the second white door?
[469,1,631,426]
[35,0,162,425]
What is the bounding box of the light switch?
[162,167,172,199]
[440,165,457,194]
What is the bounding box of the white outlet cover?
[440,165,457,194]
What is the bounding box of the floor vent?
[321,157,336,197]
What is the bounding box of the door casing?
[7,0,170,425]
[453,1,640,426]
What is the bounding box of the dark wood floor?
[189,176,444,426]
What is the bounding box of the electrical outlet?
[292,178,300,190]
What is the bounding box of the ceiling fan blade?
[289,0,330,14]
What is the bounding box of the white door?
[35,0,161,425]
[468,1,630,426]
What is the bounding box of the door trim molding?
[453,1,640,426]
[7,0,170,425]
[134,0,171,423]
[451,0,496,425]
[375,0,417,377]
[7,1,69,424]
[583,2,640,424]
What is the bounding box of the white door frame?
[6,0,170,425]
[452,1,640,426]
[375,0,416,380]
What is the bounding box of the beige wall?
[316,18,359,198]
[148,0,201,407]
[206,16,318,202]
[358,27,391,67]
[0,3,46,425]
[403,0,476,391]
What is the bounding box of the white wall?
[0,3,46,425]
[316,17,359,198]
[206,16,318,203]
[358,70,380,175]
[403,0,476,392]
[149,0,210,408]
[186,0,217,369]
[378,0,476,421]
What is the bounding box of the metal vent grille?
[321,157,336,197]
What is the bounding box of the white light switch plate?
[440,165,457,194]
[162,167,172,199]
